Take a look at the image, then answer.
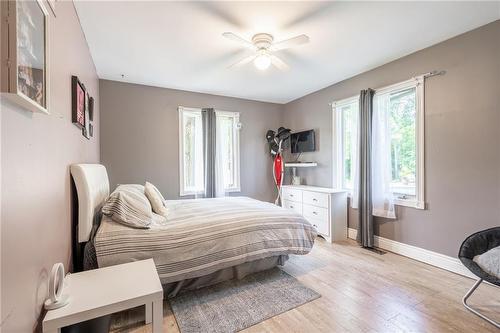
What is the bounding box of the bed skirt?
[163,254,289,297]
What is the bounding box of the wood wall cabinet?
[1,0,49,114]
[281,185,347,243]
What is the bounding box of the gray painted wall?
[283,20,500,257]
[100,80,284,203]
[100,21,499,258]
[0,2,100,331]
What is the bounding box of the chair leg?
[462,278,500,329]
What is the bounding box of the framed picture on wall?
[71,76,86,128]
[89,96,94,121]
[85,91,89,114]
[82,106,90,139]
[0,0,50,114]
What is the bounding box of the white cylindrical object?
[44,263,69,310]
[49,263,65,303]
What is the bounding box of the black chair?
[458,227,500,328]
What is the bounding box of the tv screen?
[290,130,315,154]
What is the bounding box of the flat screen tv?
[290,130,315,154]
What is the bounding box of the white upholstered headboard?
[70,164,110,243]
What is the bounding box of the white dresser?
[281,185,347,243]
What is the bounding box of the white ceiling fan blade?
[271,34,309,51]
[228,54,256,69]
[222,32,255,49]
[270,55,290,71]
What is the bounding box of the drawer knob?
[290,205,294,208]
[313,198,318,201]
[313,224,317,228]
[290,194,294,197]
[313,211,318,215]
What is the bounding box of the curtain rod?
[421,70,446,79]
[328,70,446,106]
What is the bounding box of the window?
[373,78,424,208]
[216,111,241,192]
[332,77,424,209]
[179,107,205,196]
[179,107,240,196]
[333,97,359,192]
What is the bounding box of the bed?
[71,164,316,296]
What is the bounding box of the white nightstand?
[43,259,163,333]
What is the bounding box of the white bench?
[43,259,163,333]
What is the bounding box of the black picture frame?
[71,76,86,128]
[85,91,89,117]
[89,96,94,121]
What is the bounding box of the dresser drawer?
[282,200,302,215]
[307,216,329,236]
[282,187,302,203]
[303,204,329,221]
[303,191,329,208]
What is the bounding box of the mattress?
[94,196,316,284]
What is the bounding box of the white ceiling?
[74,1,500,104]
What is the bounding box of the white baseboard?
[347,228,475,279]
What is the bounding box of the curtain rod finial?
[425,70,446,78]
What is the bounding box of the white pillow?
[473,245,500,278]
[102,184,153,229]
[144,182,169,217]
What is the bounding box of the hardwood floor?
[109,238,499,332]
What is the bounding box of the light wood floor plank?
[110,238,499,332]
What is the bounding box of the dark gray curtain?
[202,108,216,198]
[357,89,375,248]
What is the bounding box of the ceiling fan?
[222,32,309,71]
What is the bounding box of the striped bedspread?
[94,197,316,284]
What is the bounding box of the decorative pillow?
[144,182,169,217]
[473,245,500,278]
[117,184,145,191]
[102,184,153,229]
[152,212,167,225]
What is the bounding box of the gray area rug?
[169,268,320,333]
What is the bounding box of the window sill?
[394,198,425,209]
[345,193,425,210]
[179,191,204,197]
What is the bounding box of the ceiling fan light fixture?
[224,31,308,71]
[254,52,271,70]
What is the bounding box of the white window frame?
[178,106,204,196]
[332,95,359,194]
[331,76,425,209]
[215,110,241,193]
[374,77,425,209]
[178,107,241,196]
